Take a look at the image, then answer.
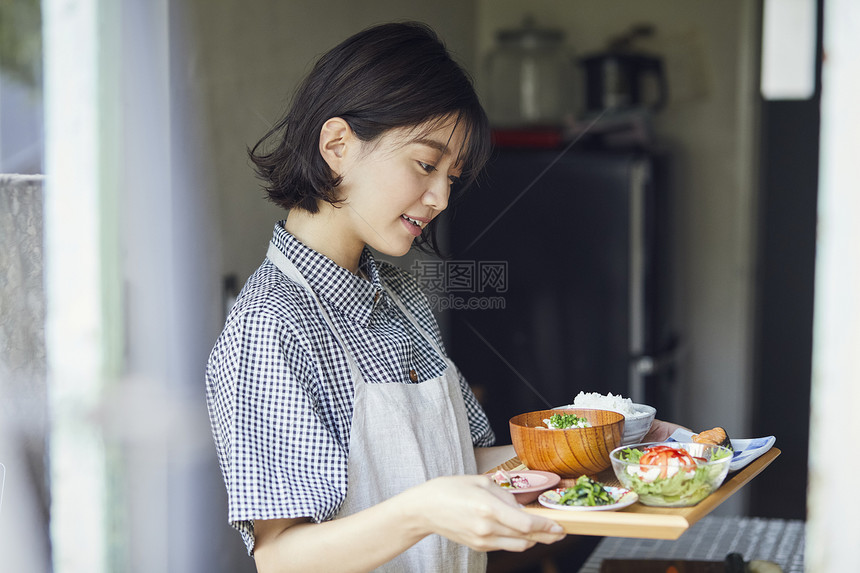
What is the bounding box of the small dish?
[491,470,561,504]
[667,429,776,472]
[537,486,638,512]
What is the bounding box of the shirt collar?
[271,221,387,326]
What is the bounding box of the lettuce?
[625,466,713,505]
[620,447,644,463]
[618,445,731,506]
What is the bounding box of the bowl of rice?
[556,392,656,446]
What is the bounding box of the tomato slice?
[638,445,697,478]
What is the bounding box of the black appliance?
[446,147,678,439]
[580,52,668,113]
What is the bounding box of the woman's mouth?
[400,214,426,237]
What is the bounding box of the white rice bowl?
[555,392,656,445]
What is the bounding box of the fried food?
[692,426,733,451]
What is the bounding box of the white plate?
[667,429,776,472]
[537,486,638,512]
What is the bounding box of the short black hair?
[248,21,491,255]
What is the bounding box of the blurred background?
[1,0,857,571]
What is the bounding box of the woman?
[206,22,675,572]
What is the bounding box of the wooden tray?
[492,447,780,540]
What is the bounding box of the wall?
[186,0,479,285]
[475,1,760,443]
[0,174,51,573]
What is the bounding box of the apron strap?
[382,282,447,362]
[266,242,363,381]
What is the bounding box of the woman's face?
[332,119,466,258]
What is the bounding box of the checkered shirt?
[205,222,495,553]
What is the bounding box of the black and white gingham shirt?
[206,222,495,553]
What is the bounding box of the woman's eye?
[448,175,462,186]
[418,161,436,174]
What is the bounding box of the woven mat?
[577,516,805,572]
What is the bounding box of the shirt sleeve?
[205,309,349,554]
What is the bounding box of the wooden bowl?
[509,409,625,477]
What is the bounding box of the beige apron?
[267,243,485,573]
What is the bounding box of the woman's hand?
[643,418,690,442]
[254,474,566,573]
[399,475,566,553]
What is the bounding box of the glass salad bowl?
[610,442,732,507]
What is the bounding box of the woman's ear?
[319,117,353,174]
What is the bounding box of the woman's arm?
[475,445,516,474]
[253,475,565,573]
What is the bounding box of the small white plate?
[537,486,638,512]
[668,429,776,472]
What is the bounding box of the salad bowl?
[610,442,732,507]
[509,409,625,477]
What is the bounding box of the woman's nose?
[423,178,450,212]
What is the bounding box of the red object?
[639,445,697,479]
